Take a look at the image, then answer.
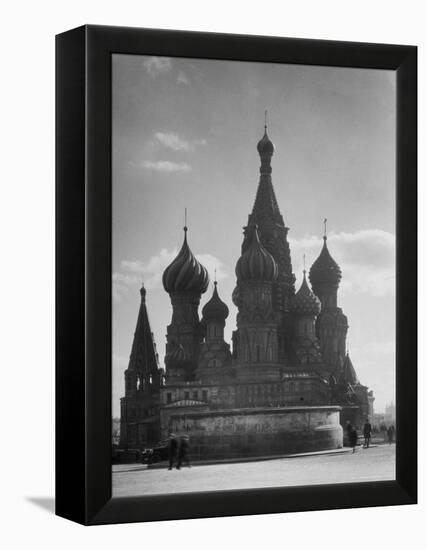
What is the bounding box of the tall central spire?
[249,122,284,229]
[242,121,295,325]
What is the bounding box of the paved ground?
[112,444,395,498]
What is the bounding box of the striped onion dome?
[232,285,242,307]
[290,271,321,316]
[235,225,278,282]
[202,282,229,322]
[309,236,342,289]
[162,227,209,294]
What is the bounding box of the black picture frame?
[56,24,417,525]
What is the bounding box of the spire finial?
[184,208,188,233]
[214,268,217,285]
[264,109,268,131]
[303,253,306,274]
[323,218,328,241]
[140,282,146,299]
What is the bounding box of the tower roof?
[250,124,284,227]
[162,226,209,294]
[202,281,229,322]
[127,286,159,373]
[235,225,278,282]
[165,343,187,366]
[290,271,321,316]
[341,352,359,385]
[309,236,342,289]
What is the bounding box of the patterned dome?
[257,127,275,155]
[232,285,242,307]
[235,225,278,282]
[162,228,209,294]
[202,282,229,322]
[165,344,187,366]
[309,236,342,288]
[290,272,321,316]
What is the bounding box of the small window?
[193,390,198,400]
[202,390,208,401]
[166,393,172,404]
[184,391,190,400]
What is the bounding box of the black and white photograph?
[112,54,397,497]
[3,0,422,544]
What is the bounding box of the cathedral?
[119,125,374,458]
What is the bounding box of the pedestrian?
[387,425,395,444]
[363,418,372,448]
[168,433,178,470]
[177,434,191,469]
[349,426,358,453]
[345,420,353,446]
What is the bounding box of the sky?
[112,54,396,418]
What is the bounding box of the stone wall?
[168,405,342,459]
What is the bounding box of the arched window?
[256,345,261,362]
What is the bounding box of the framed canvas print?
[56,25,417,525]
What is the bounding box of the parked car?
[141,440,169,463]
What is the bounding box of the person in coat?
[167,433,178,470]
[363,418,372,448]
[345,420,353,447]
[349,426,358,453]
[177,434,191,469]
[387,425,395,444]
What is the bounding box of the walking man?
[168,433,178,470]
[345,420,353,447]
[349,425,358,453]
[363,418,372,448]
[387,425,395,444]
[177,434,191,469]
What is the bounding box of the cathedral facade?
[120,126,373,457]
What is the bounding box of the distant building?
[384,402,396,425]
[119,125,373,457]
[112,417,120,446]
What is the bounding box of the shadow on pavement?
[26,497,55,514]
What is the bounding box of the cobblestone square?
[112,444,395,498]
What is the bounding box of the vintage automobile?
[141,440,169,463]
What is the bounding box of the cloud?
[193,254,228,283]
[113,249,228,302]
[142,56,172,77]
[177,70,190,85]
[290,229,395,297]
[140,160,192,173]
[112,272,139,302]
[155,132,207,152]
[121,248,178,290]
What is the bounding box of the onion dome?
[162,227,209,294]
[165,344,187,366]
[202,281,229,322]
[290,271,321,316]
[232,285,242,307]
[309,236,342,288]
[235,225,278,282]
[257,126,275,155]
